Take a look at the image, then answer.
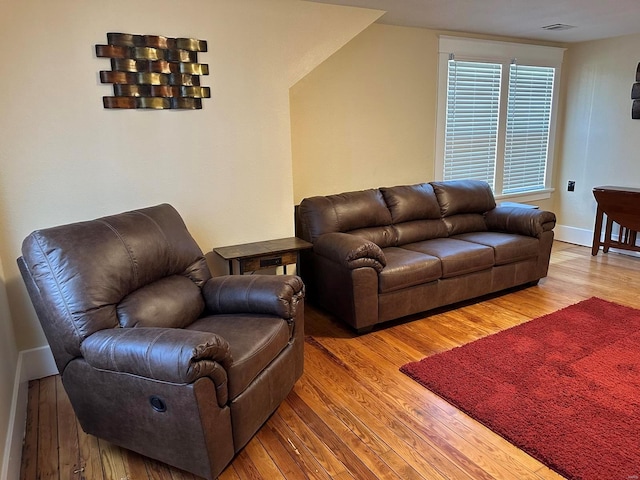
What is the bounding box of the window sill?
[495,188,554,203]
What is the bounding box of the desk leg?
[592,207,604,255]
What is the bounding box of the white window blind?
[444,60,502,189]
[503,64,555,194]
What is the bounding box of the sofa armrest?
[484,206,556,238]
[202,275,304,320]
[314,232,386,273]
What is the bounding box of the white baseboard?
[554,224,593,247]
[555,223,640,257]
[18,346,57,383]
[2,346,57,480]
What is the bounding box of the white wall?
[553,33,640,233]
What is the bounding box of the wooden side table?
[214,237,312,275]
[592,185,640,256]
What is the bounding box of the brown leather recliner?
[17,204,304,479]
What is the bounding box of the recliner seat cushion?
[378,247,441,293]
[403,238,494,278]
[187,314,290,400]
[453,232,539,265]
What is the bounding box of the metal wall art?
[632,62,640,119]
[96,33,210,109]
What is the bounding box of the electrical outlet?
[568,180,575,192]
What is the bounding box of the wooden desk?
[214,237,312,275]
[591,185,640,256]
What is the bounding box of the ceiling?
[306,0,640,43]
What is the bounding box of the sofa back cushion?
[298,189,392,243]
[349,225,397,247]
[380,183,441,223]
[394,219,449,244]
[443,214,488,236]
[431,180,496,217]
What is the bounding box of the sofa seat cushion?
[378,247,441,293]
[187,314,290,400]
[403,238,494,278]
[453,232,539,265]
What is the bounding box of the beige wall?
[0,1,382,467]
[553,33,640,231]
[0,258,18,476]
[0,0,381,352]
[292,22,640,233]
[290,24,560,212]
[291,24,438,202]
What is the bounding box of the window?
[436,37,565,201]
[503,64,555,194]
[444,60,502,188]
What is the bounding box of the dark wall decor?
[96,33,210,109]
[632,62,640,119]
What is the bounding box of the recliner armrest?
[202,275,304,319]
[314,232,386,273]
[484,206,556,238]
[81,327,231,382]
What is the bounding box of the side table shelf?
[213,237,312,275]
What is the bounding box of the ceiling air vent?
[541,24,576,31]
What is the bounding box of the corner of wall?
[2,347,57,480]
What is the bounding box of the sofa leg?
[355,325,374,335]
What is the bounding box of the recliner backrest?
[19,204,211,372]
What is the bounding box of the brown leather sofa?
[18,204,304,479]
[297,180,555,332]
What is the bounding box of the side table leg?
[592,207,604,256]
[603,217,614,253]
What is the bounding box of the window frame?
[435,36,565,202]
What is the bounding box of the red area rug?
[400,297,640,480]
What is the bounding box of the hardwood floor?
[20,241,640,479]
